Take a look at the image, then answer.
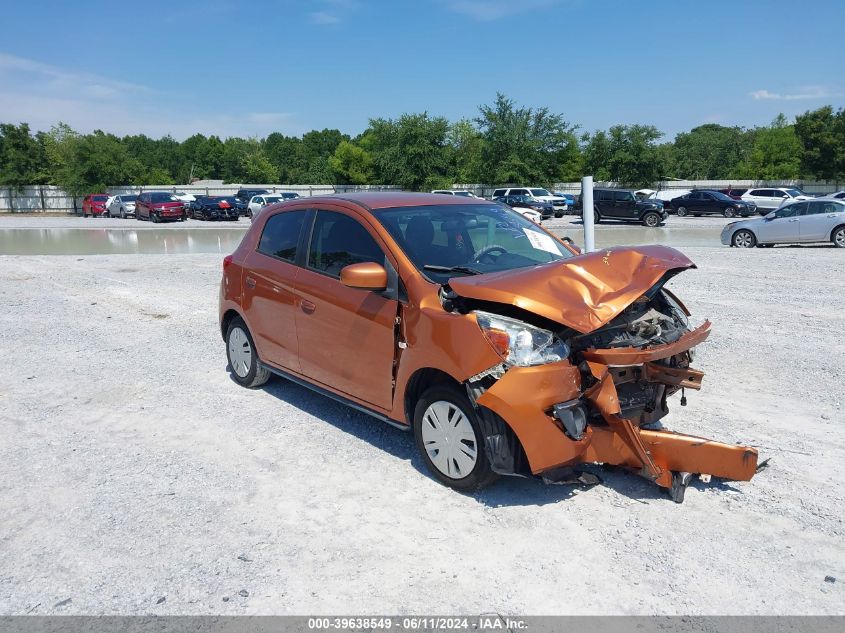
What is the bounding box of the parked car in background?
[829,190,845,200]
[552,192,576,215]
[189,196,240,221]
[669,190,757,218]
[636,189,691,209]
[741,187,811,213]
[490,187,567,215]
[718,188,749,200]
[721,198,845,248]
[135,191,187,223]
[106,194,138,218]
[219,191,758,501]
[431,190,480,198]
[493,194,553,220]
[82,194,109,217]
[174,191,196,205]
[588,188,667,226]
[247,193,302,220]
[234,188,269,215]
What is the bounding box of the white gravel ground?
[0,240,843,615]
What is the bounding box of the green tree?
[738,114,801,179]
[584,125,664,186]
[794,106,845,180]
[475,93,578,185]
[329,140,374,184]
[669,124,752,179]
[447,119,485,184]
[0,123,50,188]
[367,113,450,190]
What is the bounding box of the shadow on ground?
[233,369,728,508]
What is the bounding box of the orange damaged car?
[219,192,758,502]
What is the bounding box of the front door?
[756,202,805,243]
[294,208,398,411]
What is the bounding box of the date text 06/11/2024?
[307,616,528,630]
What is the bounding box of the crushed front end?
[446,247,759,502]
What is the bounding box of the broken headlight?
[474,311,569,367]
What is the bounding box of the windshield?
[93,195,108,201]
[265,196,282,203]
[120,195,138,202]
[376,203,572,283]
[530,188,551,197]
[150,193,178,202]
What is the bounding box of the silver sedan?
[721,198,845,248]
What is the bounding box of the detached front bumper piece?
[476,320,758,502]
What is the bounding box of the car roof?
[312,191,496,210]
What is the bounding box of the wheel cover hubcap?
[228,327,252,377]
[735,232,752,247]
[836,230,845,246]
[421,400,478,479]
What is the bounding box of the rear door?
[801,200,844,241]
[240,209,309,372]
[699,192,718,214]
[294,207,399,410]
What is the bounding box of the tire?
[724,208,736,218]
[226,317,271,388]
[413,384,498,491]
[732,229,756,248]
[832,226,845,249]
[676,206,688,217]
[642,212,660,227]
[554,211,563,218]
[120,208,126,219]
[151,212,160,223]
[180,214,186,222]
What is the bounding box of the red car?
[135,191,187,223]
[82,194,109,217]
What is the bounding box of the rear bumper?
[475,321,757,489]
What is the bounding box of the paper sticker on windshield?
[522,228,562,255]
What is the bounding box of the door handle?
[245,276,256,288]
[300,299,316,315]
[829,214,838,218]
[788,219,798,222]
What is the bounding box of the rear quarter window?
[258,210,307,262]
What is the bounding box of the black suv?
[234,188,269,215]
[586,189,667,227]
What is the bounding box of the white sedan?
[106,194,138,218]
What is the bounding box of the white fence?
[0,184,402,214]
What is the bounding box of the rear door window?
[307,211,384,278]
[258,210,308,262]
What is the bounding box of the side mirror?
[340,262,387,291]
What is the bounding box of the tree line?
[1,94,843,196]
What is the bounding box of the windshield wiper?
[422,264,483,276]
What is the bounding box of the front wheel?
[642,212,660,227]
[676,206,688,217]
[226,317,271,388]
[724,208,736,218]
[832,226,845,248]
[413,384,498,491]
[732,229,756,248]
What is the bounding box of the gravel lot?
[0,228,843,614]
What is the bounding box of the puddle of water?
[0,225,722,256]
[0,228,246,255]
[552,226,722,248]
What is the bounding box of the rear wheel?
[120,208,126,219]
[732,229,756,248]
[676,206,688,217]
[413,384,498,491]
[833,226,845,248]
[226,317,271,388]
[642,212,660,227]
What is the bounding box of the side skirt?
[258,361,410,432]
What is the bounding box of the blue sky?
[1,0,843,141]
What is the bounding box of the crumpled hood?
[448,245,696,333]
